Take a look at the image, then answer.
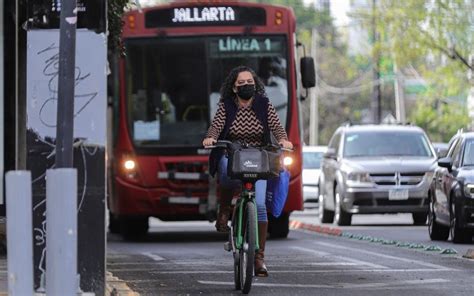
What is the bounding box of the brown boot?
[215,205,231,232]
[255,221,268,277]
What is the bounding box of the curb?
[290,219,471,258]
[106,272,140,296]
[289,220,342,237]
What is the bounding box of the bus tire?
[108,212,121,234]
[268,212,289,239]
[120,216,149,240]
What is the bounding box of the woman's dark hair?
[219,66,266,101]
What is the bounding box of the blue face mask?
[237,84,256,100]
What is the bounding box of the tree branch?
[418,29,472,71]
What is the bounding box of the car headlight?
[464,184,474,197]
[345,172,373,187]
[347,172,372,183]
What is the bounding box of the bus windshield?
[125,35,289,147]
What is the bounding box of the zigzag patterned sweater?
[207,100,288,146]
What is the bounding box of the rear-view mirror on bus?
[300,57,316,88]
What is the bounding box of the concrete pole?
[56,0,78,168]
[46,168,78,296]
[6,171,34,296]
[371,0,381,124]
[393,62,406,123]
[468,54,474,128]
[309,28,318,145]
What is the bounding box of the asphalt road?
[107,213,474,296]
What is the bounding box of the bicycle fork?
[224,190,260,253]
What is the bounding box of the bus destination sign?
[172,7,235,23]
[146,6,266,28]
[209,36,284,58]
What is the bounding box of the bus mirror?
[300,57,316,88]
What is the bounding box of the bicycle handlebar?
[204,140,293,152]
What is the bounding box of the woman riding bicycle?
[203,66,293,277]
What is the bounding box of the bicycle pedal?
[223,242,232,252]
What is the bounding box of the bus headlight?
[122,158,139,180]
[124,159,136,170]
[283,156,293,166]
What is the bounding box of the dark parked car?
[319,124,437,226]
[429,132,474,243]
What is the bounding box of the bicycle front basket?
[228,148,280,179]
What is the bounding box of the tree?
[352,0,473,140]
[411,98,470,142]
[355,0,472,99]
[108,0,136,53]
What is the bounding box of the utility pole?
[393,62,406,123]
[56,0,77,168]
[371,0,381,124]
[309,28,319,145]
[47,0,79,295]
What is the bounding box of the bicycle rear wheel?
[240,201,256,294]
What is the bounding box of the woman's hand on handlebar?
[203,137,216,147]
[279,139,293,150]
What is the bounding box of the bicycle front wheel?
[240,201,256,294]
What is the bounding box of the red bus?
[107,0,315,239]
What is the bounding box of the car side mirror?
[438,157,453,171]
[324,148,337,160]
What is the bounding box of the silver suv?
[319,124,437,226]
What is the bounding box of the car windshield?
[343,131,433,158]
[463,140,474,166]
[303,151,324,169]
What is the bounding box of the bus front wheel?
[120,216,149,240]
[268,212,290,239]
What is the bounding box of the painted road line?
[198,278,449,289]
[291,246,389,269]
[314,241,455,270]
[141,252,165,262]
[146,268,450,275]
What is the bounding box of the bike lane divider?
[289,219,466,258]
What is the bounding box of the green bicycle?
[210,140,290,294]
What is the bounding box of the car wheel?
[319,193,334,223]
[450,201,472,244]
[412,212,428,225]
[334,185,351,226]
[428,198,449,241]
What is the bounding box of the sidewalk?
[0,257,137,296]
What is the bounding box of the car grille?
[370,172,426,186]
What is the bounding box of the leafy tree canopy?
[355,0,473,97]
